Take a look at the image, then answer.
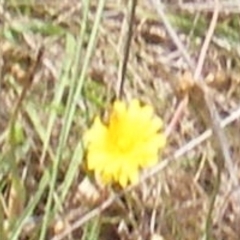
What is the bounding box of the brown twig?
[149,0,195,71]
[116,0,138,99]
[9,46,44,130]
[149,0,195,136]
[193,3,219,80]
[165,97,188,137]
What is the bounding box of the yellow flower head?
[84,99,166,187]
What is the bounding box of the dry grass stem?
[193,1,219,80]
[178,1,240,13]
[149,0,195,70]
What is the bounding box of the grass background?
[1,0,240,240]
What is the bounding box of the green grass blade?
[9,170,50,240]
[39,0,108,238]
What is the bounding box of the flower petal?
[84,99,167,187]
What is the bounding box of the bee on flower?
[84,99,166,187]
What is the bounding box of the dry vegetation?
[1,0,240,240]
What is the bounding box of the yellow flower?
[84,99,166,187]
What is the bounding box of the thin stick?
[193,1,219,80]
[116,0,138,99]
[9,46,44,129]
[149,0,195,137]
[149,0,195,70]
[165,97,188,137]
